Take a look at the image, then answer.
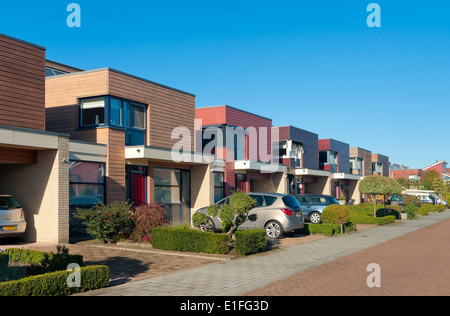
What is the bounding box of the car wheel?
[265,221,284,239]
[200,218,215,232]
[309,212,322,224]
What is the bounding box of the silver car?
[0,195,26,238]
[194,193,304,239]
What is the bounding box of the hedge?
[299,222,356,236]
[0,265,110,296]
[350,215,396,225]
[3,248,84,276]
[152,226,231,254]
[234,229,267,256]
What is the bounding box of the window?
[214,172,225,203]
[264,195,278,206]
[154,168,190,224]
[79,97,147,145]
[45,67,68,77]
[80,98,105,126]
[110,98,123,127]
[69,161,105,206]
[249,195,265,207]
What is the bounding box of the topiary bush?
[321,204,350,224]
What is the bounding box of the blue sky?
[1,0,449,169]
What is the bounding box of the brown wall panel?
[0,147,37,164]
[0,35,45,131]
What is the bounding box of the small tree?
[359,175,402,218]
[206,191,258,239]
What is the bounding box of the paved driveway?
[80,211,450,296]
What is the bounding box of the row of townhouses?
[0,34,391,243]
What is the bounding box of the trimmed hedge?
[0,265,110,296]
[350,215,396,225]
[299,222,356,236]
[3,248,84,276]
[152,226,231,254]
[234,229,267,256]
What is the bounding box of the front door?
[127,166,147,207]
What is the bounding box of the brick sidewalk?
[244,218,450,296]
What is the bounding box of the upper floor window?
[79,96,147,145]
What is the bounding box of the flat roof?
[45,67,196,97]
[0,33,46,50]
[197,104,272,121]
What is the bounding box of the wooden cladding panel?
[105,128,126,204]
[108,71,195,151]
[0,147,37,164]
[0,35,45,131]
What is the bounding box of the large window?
[80,98,106,127]
[79,96,147,145]
[154,168,190,224]
[214,172,225,202]
[69,161,105,206]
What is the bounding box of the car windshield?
[0,197,21,210]
[282,195,301,210]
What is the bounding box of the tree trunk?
[374,199,377,218]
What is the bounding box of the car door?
[240,194,266,230]
[298,196,312,219]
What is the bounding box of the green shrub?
[0,265,110,296]
[350,215,396,225]
[234,229,267,256]
[376,208,401,220]
[4,247,83,276]
[322,204,350,224]
[75,201,134,244]
[192,212,210,229]
[404,205,417,219]
[299,223,356,236]
[152,226,231,254]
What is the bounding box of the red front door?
[130,167,147,207]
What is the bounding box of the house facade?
[195,105,287,200]
[0,34,70,243]
[45,64,216,235]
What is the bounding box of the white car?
[0,195,27,238]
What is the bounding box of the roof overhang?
[333,173,361,181]
[0,125,65,150]
[125,146,213,165]
[295,168,331,177]
[69,140,107,163]
[234,160,286,174]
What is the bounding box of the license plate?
[1,226,17,231]
[295,213,302,218]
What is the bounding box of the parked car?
[0,195,26,239]
[194,193,304,239]
[388,194,405,206]
[419,195,436,205]
[295,194,339,224]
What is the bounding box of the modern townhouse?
[0,34,70,243]
[349,147,372,177]
[44,62,219,235]
[318,138,361,203]
[195,105,287,200]
[372,153,390,177]
[274,125,328,195]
